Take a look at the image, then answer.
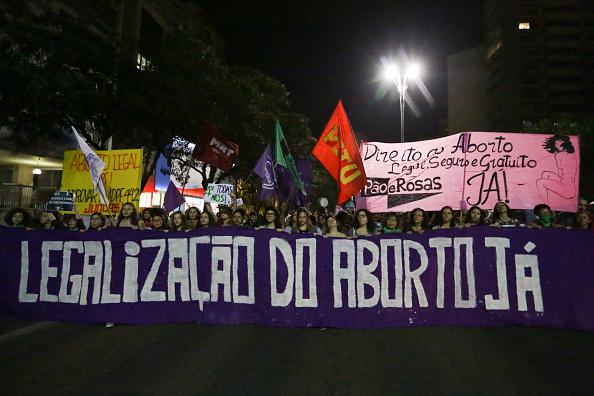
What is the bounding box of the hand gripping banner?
[1,226,593,330]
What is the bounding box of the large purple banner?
[1,226,593,330]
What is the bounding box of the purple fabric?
[1,226,594,330]
[253,143,277,200]
[163,181,186,213]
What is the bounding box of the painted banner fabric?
[356,132,580,212]
[312,100,366,205]
[61,149,143,215]
[1,226,593,330]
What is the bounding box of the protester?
[198,211,217,228]
[258,207,283,231]
[353,209,376,237]
[529,203,556,229]
[464,206,485,227]
[232,208,246,226]
[141,208,153,229]
[490,201,520,227]
[3,208,31,228]
[246,211,260,228]
[432,206,457,230]
[86,212,106,231]
[323,214,348,238]
[578,197,589,212]
[113,202,145,229]
[170,211,186,231]
[283,211,298,233]
[381,212,401,233]
[217,205,233,226]
[336,210,354,236]
[185,207,200,230]
[575,210,594,230]
[150,211,169,231]
[405,208,427,234]
[290,207,317,234]
[63,206,86,231]
[316,213,327,235]
[35,211,59,230]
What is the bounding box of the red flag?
[192,124,239,171]
[312,100,367,205]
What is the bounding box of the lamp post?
[383,63,420,143]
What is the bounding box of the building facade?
[483,0,594,131]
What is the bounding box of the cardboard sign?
[46,191,75,212]
[61,149,143,215]
[204,183,234,205]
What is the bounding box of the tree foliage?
[0,1,326,203]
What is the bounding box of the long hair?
[4,208,31,226]
[116,202,139,226]
[542,135,575,154]
[405,208,427,231]
[355,209,375,233]
[465,206,485,225]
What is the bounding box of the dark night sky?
[200,0,483,142]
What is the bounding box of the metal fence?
[0,184,57,210]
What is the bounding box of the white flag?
[71,126,109,207]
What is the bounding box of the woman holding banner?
[35,211,59,230]
[4,208,32,228]
[290,208,317,234]
[464,206,486,227]
[354,209,376,237]
[323,215,348,238]
[405,208,427,234]
[171,211,187,231]
[197,211,217,228]
[258,207,283,231]
[86,212,106,231]
[113,202,145,230]
[432,206,458,230]
[490,201,520,227]
[575,210,593,229]
[185,207,200,230]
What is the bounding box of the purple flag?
[253,143,278,200]
[163,180,186,213]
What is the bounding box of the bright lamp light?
[406,63,421,79]
[382,64,399,82]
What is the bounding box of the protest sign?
[356,132,580,212]
[45,191,75,212]
[204,183,234,205]
[1,226,594,330]
[61,149,143,215]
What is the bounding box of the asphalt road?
[1,316,593,395]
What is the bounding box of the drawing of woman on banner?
[536,135,578,201]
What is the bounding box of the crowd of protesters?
[3,196,593,236]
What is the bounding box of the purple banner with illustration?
[1,226,593,330]
[356,132,580,212]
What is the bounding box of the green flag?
[274,119,306,195]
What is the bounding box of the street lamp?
[382,62,421,143]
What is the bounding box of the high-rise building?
[483,0,594,131]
